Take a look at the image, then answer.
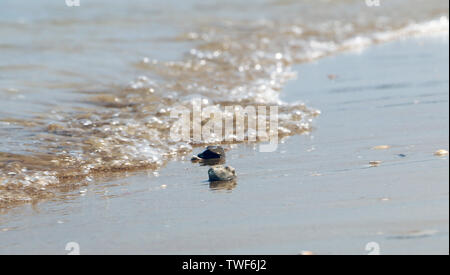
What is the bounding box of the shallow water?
[0,37,447,254]
[0,0,448,207]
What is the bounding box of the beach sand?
[0,36,448,255]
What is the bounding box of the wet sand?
[0,36,448,255]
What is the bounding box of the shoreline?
[0,36,448,255]
[1,14,449,209]
[1,14,448,209]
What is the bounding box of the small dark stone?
[398,154,407,158]
[198,146,225,160]
[191,146,226,166]
[208,165,236,182]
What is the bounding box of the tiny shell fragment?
[327,74,337,80]
[434,149,449,157]
[372,145,390,150]
[369,161,382,167]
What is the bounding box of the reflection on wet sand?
[209,179,237,191]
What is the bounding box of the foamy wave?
[293,17,449,62]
